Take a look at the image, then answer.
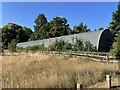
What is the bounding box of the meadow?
[2,52,119,88]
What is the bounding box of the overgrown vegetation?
[109,4,120,41]
[2,53,118,88]
[17,44,47,52]
[48,39,72,51]
[17,38,95,52]
[8,39,17,52]
[110,33,120,57]
[109,3,120,57]
[1,14,90,50]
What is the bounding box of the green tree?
[49,17,71,37]
[31,22,51,40]
[34,14,47,32]
[32,15,72,40]
[2,23,33,49]
[22,27,33,41]
[110,33,120,57]
[109,3,120,40]
[98,27,104,30]
[73,23,90,34]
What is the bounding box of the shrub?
[17,44,47,52]
[110,33,120,57]
[8,39,17,52]
[73,38,83,51]
[48,38,72,51]
[83,40,93,52]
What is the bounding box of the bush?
[110,33,120,57]
[48,39,72,51]
[17,44,47,52]
[8,39,17,52]
[83,40,93,52]
[73,38,83,51]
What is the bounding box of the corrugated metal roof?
[17,30,104,50]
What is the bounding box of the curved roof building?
[17,29,112,52]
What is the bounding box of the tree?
[49,17,71,37]
[34,14,47,32]
[98,27,104,30]
[73,23,90,34]
[109,3,120,40]
[31,22,51,40]
[32,15,72,40]
[2,23,33,49]
[22,27,33,41]
[110,33,120,57]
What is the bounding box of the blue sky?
[2,2,118,31]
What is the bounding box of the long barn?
[17,29,112,52]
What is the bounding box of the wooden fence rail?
[3,51,119,62]
[38,51,120,63]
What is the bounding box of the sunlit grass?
[2,52,118,88]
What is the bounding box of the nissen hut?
[17,29,112,52]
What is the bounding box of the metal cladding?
[17,29,112,52]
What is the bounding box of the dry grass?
[2,52,119,88]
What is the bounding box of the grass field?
[2,52,119,88]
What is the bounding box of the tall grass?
[2,52,118,88]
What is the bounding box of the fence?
[3,50,120,63]
[38,51,120,63]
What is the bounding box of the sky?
[1,2,119,31]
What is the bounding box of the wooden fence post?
[106,75,111,89]
[76,83,83,90]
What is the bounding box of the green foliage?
[83,40,93,52]
[34,14,47,32]
[73,23,90,34]
[17,44,47,52]
[109,4,120,41]
[17,38,94,52]
[49,17,72,37]
[110,33,120,56]
[31,22,51,40]
[48,39,72,51]
[48,38,94,52]
[2,23,33,49]
[31,16,72,40]
[109,3,120,57]
[32,14,91,41]
[98,27,104,30]
[8,39,17,52]
[73,38,83,51]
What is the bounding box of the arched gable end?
[98,29,112,52]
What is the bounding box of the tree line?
[1,15,90,49]
[0,3,120,57]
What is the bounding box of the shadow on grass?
[111,86,120,89]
